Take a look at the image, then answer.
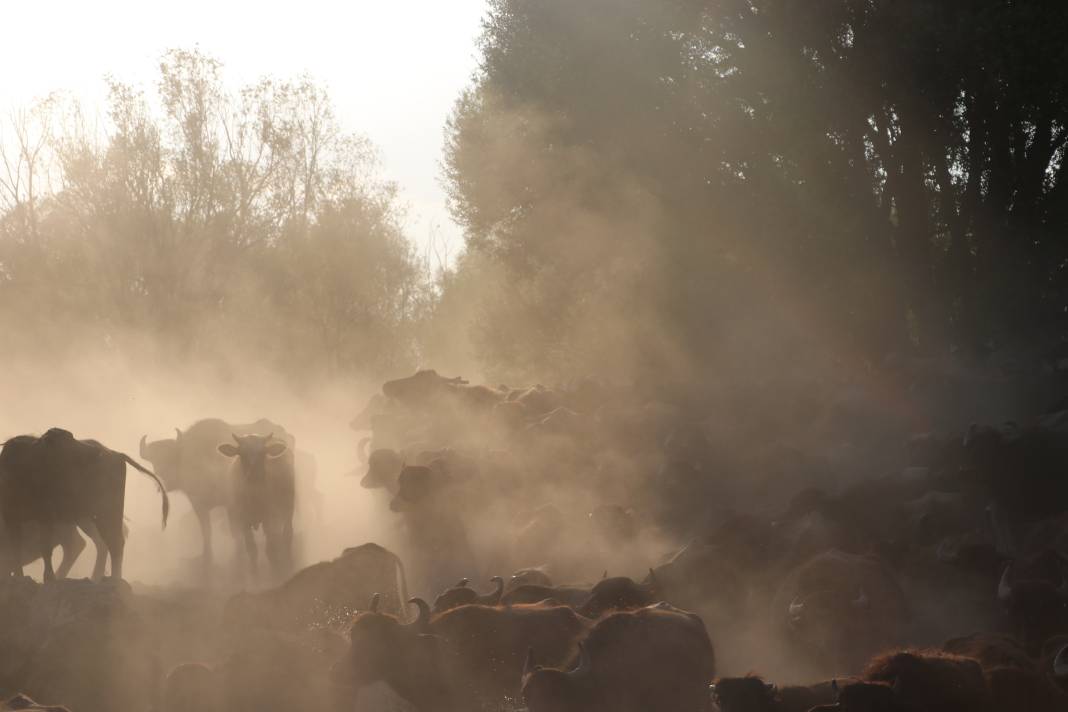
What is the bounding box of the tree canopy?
[445,0,1068,385]
[0,50,429,380]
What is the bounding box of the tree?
[444,0,1068,385]
[0,49,428,382]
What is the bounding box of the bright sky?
[0,0,489,262]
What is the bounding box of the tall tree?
[445,0,1068,384]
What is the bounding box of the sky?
[0,0,489,262]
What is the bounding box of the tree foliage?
[445,0,1068,384]
[0,50,428,380]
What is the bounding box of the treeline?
[0,50,431,380]
[443,0,1068,388]
[4,2,1068,393]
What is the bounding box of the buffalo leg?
[243,527,259,575]
[228,514,258,576]
[96,514,125,581]
[55,524,87,579]
[4,520,23,577]
[264,519,292,576]
[193,503,213,564]
[281,520,293,573]
[77,518,107,581]
[39,520,56,582]
[263,520,279,573]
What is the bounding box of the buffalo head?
[340,596,442,696]
[710,676,777,712]
[997,558,1068,650]
[140,429,183,489]
[521,643,595,712]
[362,448,403,491]
[389,464,449,512]
[218,433,287,481]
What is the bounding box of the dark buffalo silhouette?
[217,432,295,578]
[0,428,168,581]
[521,603,716,712]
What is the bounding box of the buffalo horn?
[486,576,504,605]
[369,593,381,613]
[231,433,241,445]
[139,435,149,459]
[523,648,537,677]
[175,427,182,441]
[567,642,591,679]
[997,563,1014,604]
[1054,643,1068,679]
[408,597,431,632]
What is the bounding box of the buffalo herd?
[0,367,1067,711]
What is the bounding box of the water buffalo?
[805,681,897,712]
[996,554,1068,651]
[337,595,592,710]
[0,519,99,580]
[426,598,591,706]
[861,650,994,712]
[361,448,405,492]
[501,583,592,608]
[577,574,657,618]
[507,567,553,592]
[382,369,505,412]
[521,603,716,712]
[140,418,291,563]
[225,542,411,632]
[942,632,1035,672]
[0,428,168,581]
[217,432,295,578]
[335,598,458,712]
[390,465,475,594]
[432,576,504,613]
[963,421,1068,521]
[773,550,910,674]
[712,675,854,712]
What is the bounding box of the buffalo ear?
[266,442,288,458]
[218,443,240,457]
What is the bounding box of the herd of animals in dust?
[0,366,1066,712]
